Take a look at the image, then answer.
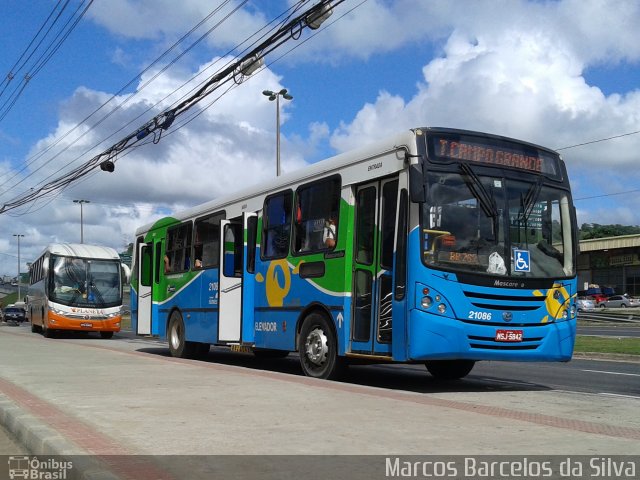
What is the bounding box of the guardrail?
[578,309,640,323]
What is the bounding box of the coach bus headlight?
[421,296,433,308]
[562,309,569,320]
[570,305,577,319]
[437,303,447,314]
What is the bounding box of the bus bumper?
[47,311,122,332]
[407,309,576,362]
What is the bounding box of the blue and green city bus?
[131,127,578,379]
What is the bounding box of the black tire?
[100,331,114,339]
[298,312,344,379]
[167,311,197,358]
[599,304,606,309]
[42,322,55,338]
[252,348,289,359]
[425,360,476,380]
[621,304,627,308]
[31,322,38,333]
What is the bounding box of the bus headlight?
[421,296,433,308]
[562,309,569,320]
[437,304,447,314]
[570,305,577,319]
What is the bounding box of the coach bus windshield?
[49,255,121,308]
[421,167,574,279]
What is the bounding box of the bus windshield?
[421,167,574,278]
[49,255,121,308]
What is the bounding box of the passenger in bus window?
[194,244,203,268]
[164,255,170,274]
[323,216,337,248]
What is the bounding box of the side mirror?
[409,155,426,203]
[121,264,131,285]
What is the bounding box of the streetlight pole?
[262,88,293,177]
[13,234,24,300]
[73,199,90,243]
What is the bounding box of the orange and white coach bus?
[27,243,130,338]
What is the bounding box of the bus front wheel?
[298,313,344,379]
[425,360,475,380]
[100,331,114,339]
[168,312,197,358]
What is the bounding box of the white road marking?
[581,369,640,377]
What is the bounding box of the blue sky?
[0,0,639,277]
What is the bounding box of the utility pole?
[13,234,24,300]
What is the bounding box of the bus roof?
[35,243,121,261]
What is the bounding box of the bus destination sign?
[430,136,559,175]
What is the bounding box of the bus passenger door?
[136,243,153,335]
[351,177,399,355]
[219,219,243,342]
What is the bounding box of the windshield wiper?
[459,163,498,218]
[520,176,543,223]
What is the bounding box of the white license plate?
[495,329,523,342]
[80,322,93,328]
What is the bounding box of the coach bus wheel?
[425,360,475,380]
[100,331,114,339]
[298,313,343,379]
[168,312,197,358]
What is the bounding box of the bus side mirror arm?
[408,153,426,203]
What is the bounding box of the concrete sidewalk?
[1,323,639,478]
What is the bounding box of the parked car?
[598,295,639,308]
[3,306,26,323]
[577,289,608,304]
[575,296,597,312]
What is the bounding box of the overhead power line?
[556,129,640,150]
[0,0,94,124]
[0,0,309,205]
[0,0,344,215]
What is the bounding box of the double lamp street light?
[262,88,293,177]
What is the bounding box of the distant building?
[578,234,640,296]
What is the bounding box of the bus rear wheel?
[425,360,475,380]
[298,313,344,379]
[168,311,197,358]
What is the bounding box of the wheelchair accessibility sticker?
[513,249,531,272]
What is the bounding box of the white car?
[599,295,639,308]
[575,296,597,312]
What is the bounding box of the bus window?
[293,176,341,254]
[355,186,376,265]
[247,216,258,273]
[223,223,243,277]
[166,222,193,273]
[380,179,399,269]
[194,212,224,269]
[262,191,292,259]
